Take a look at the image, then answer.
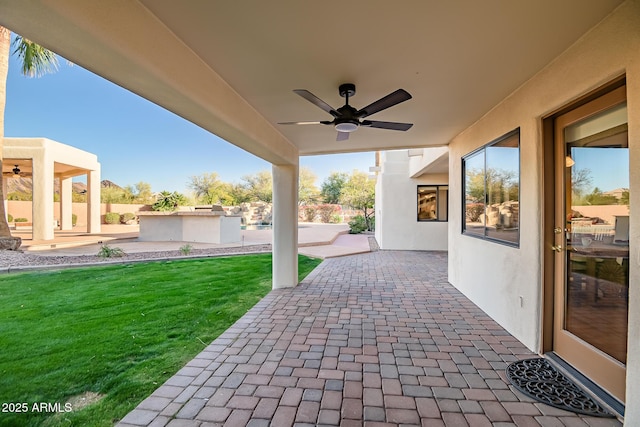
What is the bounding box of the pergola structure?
[2,138,101,240]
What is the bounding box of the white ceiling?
[0,0,624,162]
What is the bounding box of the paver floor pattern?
[118,251,622,427]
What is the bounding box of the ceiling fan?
[278,83,413,141]
[2,165,28,178]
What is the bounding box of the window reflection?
[564,107,629,363]
[464,151,485,236]
[463,129,520,245]
[418,185,448,221]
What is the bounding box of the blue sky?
[4,52,375,194]
[572,147,629,192]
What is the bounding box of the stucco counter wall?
[137,211,241,244]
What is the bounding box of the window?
[417,185,448,221]
[463,128,520,246]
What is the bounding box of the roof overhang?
[0,0,624,163]
[3,138,100,179]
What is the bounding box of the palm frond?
[11,35,59,78]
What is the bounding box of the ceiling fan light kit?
[335,121,359,133]
[279,83,413,141]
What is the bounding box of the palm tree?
[0,27,59,249]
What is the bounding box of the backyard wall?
[446,1,639,420]
[6,201,149,226]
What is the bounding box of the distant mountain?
[6,177,32,194]
[6,177,122,195]
[101,179,123,190]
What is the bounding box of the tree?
[242,170,273,203]
[187,172,232,205]
[1,29,60,249]
[320,171,348,204]
[101,186,129,203]
[227,182,250,205]
[339,170,375,231]
[571,168,593,201]
[465,167,486,203]
[133,181,154,204]
[466,167,518,205]
[583,187,618,206]
[298,166,319,205]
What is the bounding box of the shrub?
[317,204,338,223]
[7,192,32,201]
[303,206,317,222]
[348,215,367,234]
[466,203,485,222]
[14,217,28,223]
[330,214,342,224]
[121,213,136,224]
[179,244,193,255]
[71,213,78,226]
[152,191,186,212]
[97,244,125,258]
[7,214,13,223]
[104,212,121,224]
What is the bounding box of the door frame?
[541,76,627,398]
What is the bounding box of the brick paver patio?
[117,251,622,426]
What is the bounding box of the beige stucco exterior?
[444,1,639,420]
[3,138,101,239]
[375,150,448,251]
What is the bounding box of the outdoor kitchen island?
[137,206,241,244]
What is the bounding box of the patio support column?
[60,175,73,230]
[32,152,54,240]
[2,175,7,221]
[272,163,299,289]
[87,167,101,234]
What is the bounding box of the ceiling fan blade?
[356,89,412,118]
[361,120,413,131]
[336,131,350,141]
[293,90,340,118]
[278,121,331,125]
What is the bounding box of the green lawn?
[0,254,321,427]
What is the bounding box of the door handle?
[552,245,563,252]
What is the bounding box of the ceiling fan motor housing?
[339,83,356,98]
[279,83,412,140]
[335,103,360,132]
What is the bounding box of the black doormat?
[506,358,615,418]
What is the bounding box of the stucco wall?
[447,0,639,420]
[138,213,241,243]
[6,201,149,226]
[375,151,448,251]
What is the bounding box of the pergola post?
[60,175,73,230]
[272,163,299,289]
[87,168,101,234]
[32,153,54,240]
[2,176,7,221]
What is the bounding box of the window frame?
[462,128,520,247]
[417,184,449,222]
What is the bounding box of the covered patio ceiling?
[2,159,87,180]
[0,0,624,164]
